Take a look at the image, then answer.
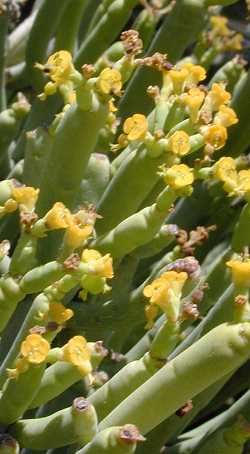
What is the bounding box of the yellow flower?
[44,202,71,230]
[163,164,194,190]
[82,249,114,279]
[226,33,243,51]
[97,68,122,96]
[48,302,74,325]
[12,185,39,211]
[180,87,205,123]
[214,105,238,128]
[143,271,188,322]
[64,209,94,249]
[123,114,148,141]
[214,157,237,192]
[168,131,191,156]
[238,170,250,194]
[20,334,50,365]
[182,63,206,84]
[226,260,250,287]
[168,68,188,94]
[35,51,79,103]
[206,83,231,111]
[210,16,230,37]
[202,124,228,150]
[63,336,92,376]
[37,51,74,84]
[3,199,18,214]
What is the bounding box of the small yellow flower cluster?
[62,335,92,376]
[46,302,74,326]
[11,183,39,213]
[35,51,82,104]
[209,15,243,52]
[7,334,50,379]
[214,157,250,198]
[96,68,122,97]
[44,202,96,249]
[227,259,250,288]
[196,83,238,153]
[143,271,188,328]
[160,163,194,192]
[164,62,206,95]
[80,249,114,300]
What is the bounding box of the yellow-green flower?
[82,249,114,279]
[168,131,191,156]
[96,68,122,96]
[12,184,39,212]
[63,336,92,376]
[48,302,74,325]
[202,124,228,150]
[214,105,238,128]
[123,114,148,141]
[20,334,50,365]
[163,164,194,190]
[143,271,188,325]
[44,202,71,230]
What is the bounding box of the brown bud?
[120,425,146,444]
[63,253,80,270]
[176,400,193,417]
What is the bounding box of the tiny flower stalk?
[76,425,145,454]
[10,398,98,449]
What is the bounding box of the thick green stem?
[75,0,138,67]
[0,14,7,111]
[10,398,98,450]
[99,323,250,434]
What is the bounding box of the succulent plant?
[0,0,250,453]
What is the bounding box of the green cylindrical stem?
[0,276,25,333]
[95,187,176,258]
[36,100,108,217]
[97,148,165,234]
[10,398,98,450]
[0,293,50,386]
[9,234,38,276]
[22,127,53,188]
[99,322,250,434]
[0,364,46,426]
[88,353,159,421]
[30,341,106,409]
[0,14,7,111]
[28,362,82,409]
[76,426,142,454]
[232,202,250,252]
[54,0,88,53]
[76,153,111,207]
[150,320,180,360]
[25,0,71,90]
[75,0,138,67]
[209,58,246,93]
[20,261,65,294]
